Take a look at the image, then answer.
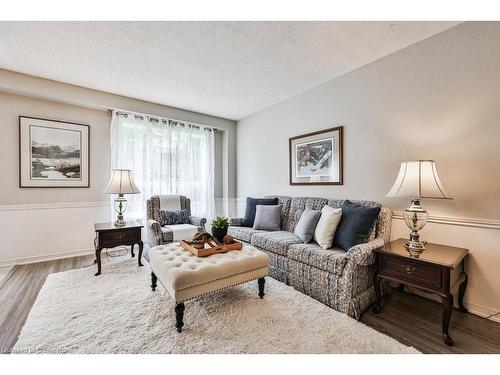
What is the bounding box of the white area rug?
[14,259,419,354]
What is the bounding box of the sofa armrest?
[346,237,385,266]
[229,217,245,227]
[147,219,162,248]
[189,216,207,230]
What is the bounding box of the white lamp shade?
[104,169,141,194]
[386,160,451,199]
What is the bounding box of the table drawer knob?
[401,264,416,274]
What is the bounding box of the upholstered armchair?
[146,195,207,249]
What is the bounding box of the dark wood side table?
[93,221,144,276]
[372,238,468,346]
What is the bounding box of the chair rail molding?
[392,211,500,230]
[0,201,109,211]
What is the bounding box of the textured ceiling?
[0,22,460,120]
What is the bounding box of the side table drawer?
[99,228,141,247]
[379,255,442,289]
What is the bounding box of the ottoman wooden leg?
[175,303,185,333]
[258,277,265,299]
[151,272,157,291]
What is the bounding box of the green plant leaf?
[211,216,229,229]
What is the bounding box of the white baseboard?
[0,201,109,267]
[404,285,500,323]
[0,247,95,267]
[464,301,500,323]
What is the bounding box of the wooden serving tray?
[180,238,243,257]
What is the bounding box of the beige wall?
[0,92,111,205]
[236,22,500,318]
[237,22,500,220]
[0,68,237,199]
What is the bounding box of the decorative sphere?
[223,235,234,245]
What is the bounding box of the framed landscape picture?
[19,116,90,187]
[289,126,343,185]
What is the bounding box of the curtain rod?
[107,109,219,132]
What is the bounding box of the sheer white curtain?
[109,111,215,221]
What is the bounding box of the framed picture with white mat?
[19,116,90,188]
[289,126,343,185]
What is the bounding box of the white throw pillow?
[313,206,342,249]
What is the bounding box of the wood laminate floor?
[0,266,13,285]
[1,254,499,354]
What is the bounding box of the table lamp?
[104,169,141,227]
[386,160,451,257]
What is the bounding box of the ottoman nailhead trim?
[175,267,269,291]
[177,276,266,303]
[154,275,267,304]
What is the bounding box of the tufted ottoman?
[149,243,270,332]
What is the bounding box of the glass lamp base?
[403,200,429,257]
[114,217,126,227]
[405,236,426,257]
[113,194,128,227]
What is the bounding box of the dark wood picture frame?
[19,116,90,188]
[289,126,343,185]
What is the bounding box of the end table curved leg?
[441,292,454,346]
[131,244,135,258]
[372,273,382,313]
[138,241,144,267]
[95,248,102,276]
[458,272,468,313]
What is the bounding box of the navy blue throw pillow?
[243,197,279,227]
[333,200,381,251]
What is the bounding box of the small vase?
[212,227,228,244]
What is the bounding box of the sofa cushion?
[159,209,189,226]
[333,200,381,251]
[327,199,381,241]
[288,243,348,276]
[327,199,381,209]
[285,197,329,232]
[294,209,321,243]
[313,206,342,249]
[251,231,303,256]
[265,195,292,230]
[253,205,281,231]
[161,224,198,242]
[227,226,266,243]
[243,197,279,227]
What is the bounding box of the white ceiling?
[0,22,460,120]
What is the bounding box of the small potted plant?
[211,216,229,243]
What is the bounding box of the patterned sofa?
[228,196,392,319]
